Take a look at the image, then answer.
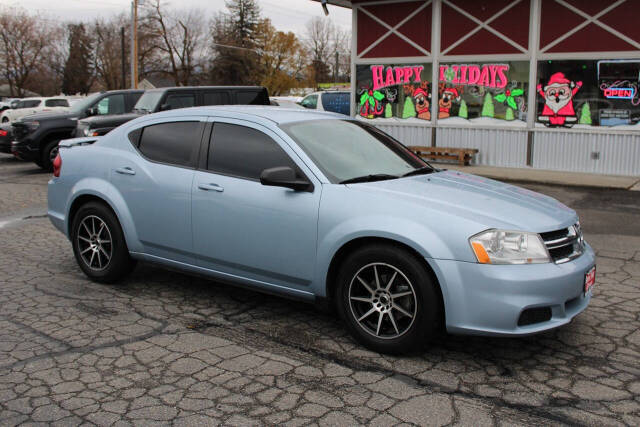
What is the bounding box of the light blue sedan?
[47,106,596,353]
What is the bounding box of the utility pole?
[121,27,126,89]
[130,0,141,89]
[334,51,339,83]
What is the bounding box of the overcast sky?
[5,0,351,35]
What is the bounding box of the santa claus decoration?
[537,72,582,127]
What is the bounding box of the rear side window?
[165,94,195,110]
[203,91,231,106]
[236,90,268,105]
[321,93,350,115]
[45,99,69,107]
[208,123,298,180]
[137,121,201,167]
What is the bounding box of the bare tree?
[94,15,130,90]
[304,17,333,84]
[142,0,208,86]
[0,8,51,96]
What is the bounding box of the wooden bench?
[407,146,479,166]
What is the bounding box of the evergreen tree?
[62,24,93,95]
[385,102,392,118]
[458,99,468,119]
[579,102,592,125]
[505,107,515,121]
[481,92,494,118]
[225,0,261,47]
[402,96,416,118]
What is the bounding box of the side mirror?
[159,103,172,111]
[86,107,98,116]
[260,167,313,192]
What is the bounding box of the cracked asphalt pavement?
[1,153,639,426]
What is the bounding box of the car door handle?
[115,167,136,176]
[198,183,224,192]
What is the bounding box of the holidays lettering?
[439,64,510,89]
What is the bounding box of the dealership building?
[318,0,640,176]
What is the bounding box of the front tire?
[71,202,136,283]
[336,244,441,354]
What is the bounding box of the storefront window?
[438,61,529,127]
[355,64,433,122]
[536,60,640,129]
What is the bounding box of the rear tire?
[41,140,60,171]
[71,202,136,283]
[335,244,440,354]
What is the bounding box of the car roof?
[144,86,266,93]
[169,105,348,125]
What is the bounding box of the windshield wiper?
[401,166,437,177]
[339,174,399,184]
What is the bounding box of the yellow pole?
[133,0,139,89]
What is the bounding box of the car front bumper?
[431,243,596,336]
[11,139,38,161]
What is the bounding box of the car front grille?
[540,223,584,264]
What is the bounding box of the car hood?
[348,170,577,233]
[21,111,78,121]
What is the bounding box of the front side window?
[203,91,231,105]
[97,95,125,115]
[537,59,640,129]
[21,100,41,108]
[134,91,164,113]
[208,123,298,180]
[438,61,529,126]
[300,95,318,109]
[281,119,426,183]
[355,64,433,121]
[166,94,195,110]
[137,121,201,167]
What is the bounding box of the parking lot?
[0,152,639,426]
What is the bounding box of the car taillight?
[0,129,7,137]
[53,153,62,177]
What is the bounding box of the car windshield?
[69,93,102,114]
[133,91,163,113]
[281,119,429,184]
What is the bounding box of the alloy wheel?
[348,262,417,339]
[76,215,113,271]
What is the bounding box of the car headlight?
[469,229,550,264]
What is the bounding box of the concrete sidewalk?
[442,164,640,190]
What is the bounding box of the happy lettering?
[371,65,425,91]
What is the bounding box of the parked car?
[1,97,70,124]
[48,106,596,354]
[76,86,270,138]
[298,91,350,115]
[0,123,13,154]
[11,89,143,170]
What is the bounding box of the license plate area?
[584,266,596,295]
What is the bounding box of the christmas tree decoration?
[505,107,515,121]
[402,96,416,118]
[385,102,392,118]
[579,102,592,125]
[494,88,524,110]
[481,93,494,118]
[458,99,468,119]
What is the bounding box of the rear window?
[321,93,350,115]
[45,99,69,107]
[236,90,269,105]
[137,121,201,167]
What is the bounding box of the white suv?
[1,97,70,123]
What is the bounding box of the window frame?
[201,118,315,188]
[127,117,207,170]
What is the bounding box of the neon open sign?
[603,87,635,99]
